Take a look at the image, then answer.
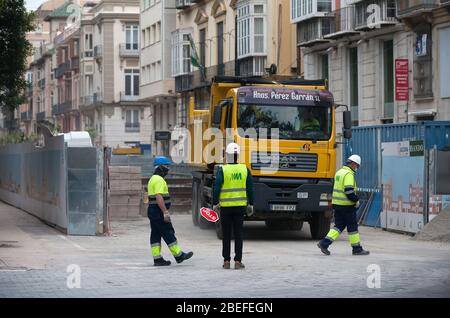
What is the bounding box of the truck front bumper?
[251,177,333,218]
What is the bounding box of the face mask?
[156,165,169,178]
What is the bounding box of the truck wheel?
[191,180,199,226]
[289,220,303,231]
[309,212,331,240]
[215,218,223,239]
[197,183,210,229]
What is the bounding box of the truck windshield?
[237,103,332,140]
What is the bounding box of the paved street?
[1,200,450,298]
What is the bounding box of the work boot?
[223,261,230,269]
[175,251,194,264]
[317,242,331,256]
[234,261,245,270]
[352,249,370,256]
[154,258,171,266]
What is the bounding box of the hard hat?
[225,143,240,155]
[347,154,361,166]
[154,156,172,166]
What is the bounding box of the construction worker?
[317,154,370,256]
[213,143,254,270]
[295,108,320,131]
[147,156,193,266]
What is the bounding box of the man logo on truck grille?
[302,144,311,151]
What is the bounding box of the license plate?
[270,204,296,211]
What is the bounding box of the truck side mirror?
[343,110,352,139]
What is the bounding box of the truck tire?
[309,212,331,240]
[289,220,303,231]
[191,179,199,226]
[197,182,210,229]
[215,218,223,239]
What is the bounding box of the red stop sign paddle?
[200,207,219,223]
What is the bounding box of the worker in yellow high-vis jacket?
[213,143,254,270]
[317,155,370,256]
[147,156,193,266]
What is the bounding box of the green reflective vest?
[148,175,171,209]
[219,164,248,207]
[331,166,356,206]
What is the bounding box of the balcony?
[71,56,79,70]
[83,50,93,58]
[176,0,193,9]
[324,6,360,39]
[52,100,72,115]
[354,0,398,30]
[297,18,333,47]
[94,45,102,59]
[21,110,32,121]
[125,122,140,133]
[119,44,139,58]
[36,111,46,121]
[93,92,103,103]
[120,92,139,102]
[291,0,332,23]
[38,78,45,90]
[55,61,70,78]
[397,0,439,18]
[81,95,94,106]
[442,0,450,5]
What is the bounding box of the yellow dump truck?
[189,76,352,239]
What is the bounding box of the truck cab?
[190,76,351,239]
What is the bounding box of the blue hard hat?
[154,156,172,166]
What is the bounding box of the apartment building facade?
[140,0,177,156]
[19,0,152,149]
[76,0,151,148]
[291,0,450,127]
[172,0,297,126]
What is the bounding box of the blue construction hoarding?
[344,121,450,228]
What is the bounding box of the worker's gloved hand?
[163,212,171,223]
[213,204,220,212]
[246,205,254,217]
[355,201,360,209]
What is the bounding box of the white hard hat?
[347,154,361,166]
[226,142,240,155]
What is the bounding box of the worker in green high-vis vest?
[317,155,370,256]
[147,156,193,266]
[213,143,254,270]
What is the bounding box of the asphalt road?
[1,201,450,298]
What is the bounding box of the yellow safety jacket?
[148,174,171,209]
[219,164,248,207]
[331,166,356,206]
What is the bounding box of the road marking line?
[58,235,87,251]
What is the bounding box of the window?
[125,25,139,50]
[171,29,193,76]
[125,69,140,96]
[439,27,450,98]
[199,28,206,68]
[349,47,358,127]
[217,22,224,74]
[125,109,140,132]
[156,22,161,43]
[237,1,266,59]
[383,40,394,119]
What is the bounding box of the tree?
[0,0,35,119]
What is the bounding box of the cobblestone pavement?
[1,201,450,298]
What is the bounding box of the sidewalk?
[1,200,450,297]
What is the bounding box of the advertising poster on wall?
[381,140,425,233]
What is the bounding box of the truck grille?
[251,152,318,172]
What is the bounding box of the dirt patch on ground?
[414,208,450,242]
